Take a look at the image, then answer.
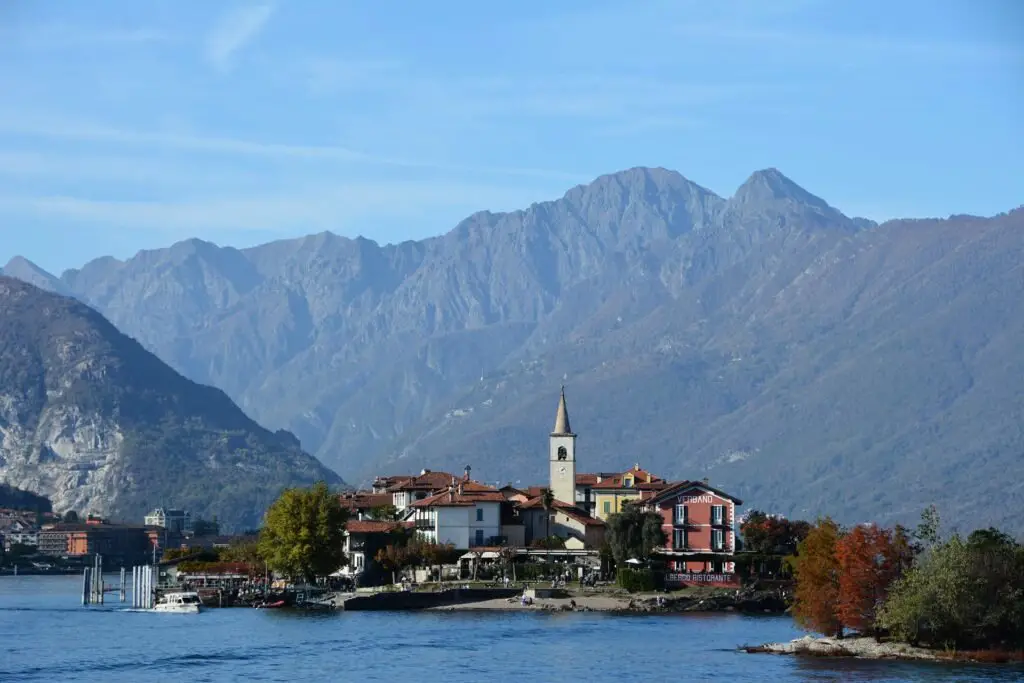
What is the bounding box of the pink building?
[642,480,743,587]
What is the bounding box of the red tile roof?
[387,471,460,492]
[517,496,605,527]
[338,492,394,510]
[411,485,506,508]
[346,520,412,534]
[587,464,667,489]
[643,480,744,505]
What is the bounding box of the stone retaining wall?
[341,588,520,611]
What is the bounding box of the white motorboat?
[152,591,203,614]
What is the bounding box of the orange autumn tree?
[792,517,844,637]
[836,524,913,636]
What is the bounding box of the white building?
[408,478,505,549]
[4,529,38,550]
[341,520,411,578]
[144,508,192,533]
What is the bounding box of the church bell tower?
[549,386,577,504]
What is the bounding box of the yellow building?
[588,464,668,520]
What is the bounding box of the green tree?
[192,517,220,537]
[258,482,348,583]
[913,504,941,551]
[375,544,411,585]
[530,535,567,550]
[605,503,667,568]
[220,538,262,565]
[368,504,401,522]
[742,511,812,556]
[417,540,459,583]
[498,545,517,582]
[162,547,199,561]
[879,528,1024,649]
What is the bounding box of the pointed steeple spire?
[552,385,573,435]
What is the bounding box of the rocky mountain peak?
[1,256,68,296]
[732,167,829,208]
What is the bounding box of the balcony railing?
[413,518,435,530]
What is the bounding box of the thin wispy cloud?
[0,114,582,181]
[0,150,266,190]
[672,23,1024,65]
[206,2,276,73]
[2,25,170,50]
[299,58,405,96]
[0,181,552,235]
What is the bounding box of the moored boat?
[153,591,203,614]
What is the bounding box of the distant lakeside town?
[2,390,1022,662]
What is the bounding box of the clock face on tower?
[558,466,566,477]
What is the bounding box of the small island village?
[2,390,1022,661]
[2,390,747,597]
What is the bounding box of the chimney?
[421,468,431,476]
[464,465,472,482]
[703,477,710,485]
[457,480,464,496]
[596,475,603,483]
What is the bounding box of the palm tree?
[541,488,555,573]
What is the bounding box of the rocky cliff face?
[0,405,124,519]
[0,276,343,530]
[4,167,1022,531]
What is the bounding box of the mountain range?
[4,166,1022,532]
[0,276,342,530]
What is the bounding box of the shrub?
[617,568,659,592]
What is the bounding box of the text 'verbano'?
[677,495,714,504]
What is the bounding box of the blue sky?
[0,0,1021,274]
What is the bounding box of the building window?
[673,529,687,549]
[713,529,724,550]
[475,508,484,522]
[712,505,724,525]
[674,504,688,524]
[603,501,611,514]
[474,529,484,546]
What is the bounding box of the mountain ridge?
[3,166,1021,531]
[0,275,343,530]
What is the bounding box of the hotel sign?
[678,495,713,504]
[666,573,739,586]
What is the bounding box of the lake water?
[2,576,1021,682]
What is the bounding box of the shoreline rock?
[632,589,788,614]
[746,636,1024,664]
[745,635,939,661]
